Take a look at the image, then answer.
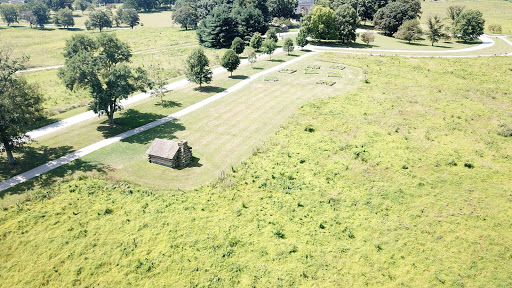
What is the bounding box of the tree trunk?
[108,102,115,125]
[1,133,16,165]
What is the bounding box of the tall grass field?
[1,54,511,286]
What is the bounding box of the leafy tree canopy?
[59,34,149,124]
[185,48,213,87]
[221,49,241,76]
[453,9,485,42]
[0,50,44,165]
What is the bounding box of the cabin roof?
[146,138,179,159]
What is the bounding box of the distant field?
[0,54,511,287]
[421,0,512,34]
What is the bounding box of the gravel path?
[0,50,313,192]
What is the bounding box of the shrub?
[488,24,502,34]
[360,31,375,45]
[498,123,512,137]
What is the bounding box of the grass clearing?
[421,0,512,35]
[0,54,511,287]
[0,52,308,199]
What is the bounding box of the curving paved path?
[310,35,499,54]
[0,51,314,192]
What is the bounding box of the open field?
[0,53,511,286]
[421,0,512,34]
[0,51,309,200]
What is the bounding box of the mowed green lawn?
[421,0,512,34]
[0,54,511,287]
[0,51,309,203]
[78,54,362,190]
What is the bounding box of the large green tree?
[335,4,358,43]
[250,32,263,50]
[29,1,50,29]
[301,5,337,40]
[0,50,44,165]
[185,48,213,87]
[73,0,89,14]
[59,34,149,125]
[395,19,421,43]
[121,8,140,29]
[261,38,277,60]
[267,0,297,19]
[221,49,241,76]
[231,37,245,55]
[234,7,268,42]
[54,8,74,28]
[426,15,448,46]
[172,5,199,30]
[85,10,112,32]
[453,9,485,42]
[0,3,19,26]
[295,29,308,49]
[197,4,238,48]
[373,0,421,36]
[446,5,465,24]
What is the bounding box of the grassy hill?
[1,54,511,287]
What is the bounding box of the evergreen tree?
[233,7,268,42]
[197,4,238,48]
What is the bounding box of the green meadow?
[421,0,512,34]
[1,54,511,286]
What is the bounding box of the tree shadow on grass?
[251,67,264,70]
[230,75,249,80]
[155,100,182,108]
[269,59,285,63]
[121,118,186,145]
[0,144,75,182]
[96,109,168,138]
[312,41,379,49]
[63,27,84,31]
[194,85,225,93]
[26,116,60,131]
[0,158,108,200]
